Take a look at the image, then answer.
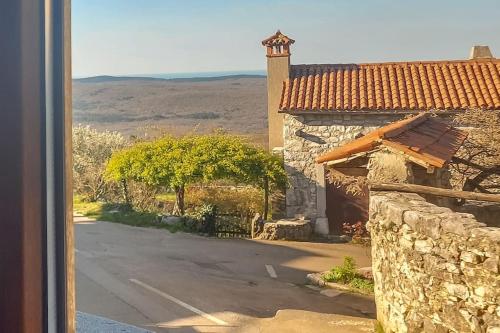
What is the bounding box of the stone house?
[261,30,500,235]
[316,113,468,234]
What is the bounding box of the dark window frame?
[0,0,74,332]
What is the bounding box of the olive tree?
[72,125,126,201]
[106,133,287,216]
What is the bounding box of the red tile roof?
[316,113,468,168]
[280,59,500,112]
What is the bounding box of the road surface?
[75,220,375,332]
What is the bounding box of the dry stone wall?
[368,191,500,333]
[283,113,404,220]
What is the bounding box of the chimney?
[469,45,493,60]
[262,30,294,150]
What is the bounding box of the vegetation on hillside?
[72,77,268,145]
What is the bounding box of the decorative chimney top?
[469,45,494,59]
[262,30,295,57]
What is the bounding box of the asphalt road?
[75,220,375,332]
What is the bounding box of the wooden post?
[263,176,269,221]
[370,183,500,203]
[64,0,75,330]
[251,216,256,239]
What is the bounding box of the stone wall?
[456,201,500,228]
[368,191,500,333]
[283,113,405,220]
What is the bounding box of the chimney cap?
[469,45,494,59]
[262,30,295,47]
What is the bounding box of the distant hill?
[74,75,166,83]
[74,74,266,84]
[73,75,269,147]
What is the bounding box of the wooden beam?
[325,149,377,166]
[64,0,75,330]
[369,183,500,203]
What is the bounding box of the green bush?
[348,277,374,293]
[323,256,358,284]
[323,256,374,293]
[193,203,217,235]
[105,133,288,216]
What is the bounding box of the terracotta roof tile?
[366,68,374,108]
[484,64,500,106]
[475,65,492,106]
[280,59,500,112]
[327,72,335,109]
[316,113,468,167]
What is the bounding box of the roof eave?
[278,109,464,115]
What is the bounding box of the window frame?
[0,0,74,332]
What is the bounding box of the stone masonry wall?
[283,113,405,220]
[368,191,500,333]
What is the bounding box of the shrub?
[185,185,262,218]
[323,256,374,293]
[342,221,370,245]
[125,181,162,212]
[193,203,217,235]
[73,125,126,202]
[348,277,374,293]
[323,256,358,284]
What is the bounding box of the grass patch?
[323,256,374,294]
[348,277,374,293]
[98,209,158,227]
[73,196,187,233]
[73,195,104,217]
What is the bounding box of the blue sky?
[73,0,500,77]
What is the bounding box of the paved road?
[75,220,375,332]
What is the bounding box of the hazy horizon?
[72,69,267,80]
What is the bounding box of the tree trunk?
[173,184,185,215]
[263,176,269,221]
[121,179,131,207]
[91,177,105,202]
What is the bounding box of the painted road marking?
[265,264,277,278]
[129,278,229,326]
